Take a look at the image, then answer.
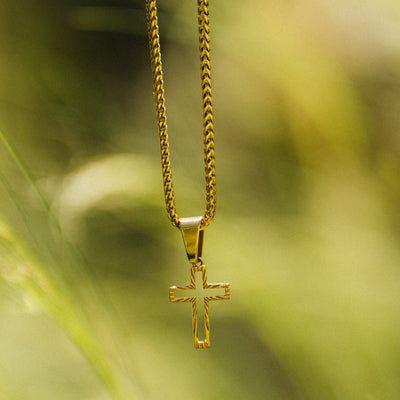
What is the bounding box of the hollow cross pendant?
[169,264,230,348]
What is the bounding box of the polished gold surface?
[145,0,217,229]
[179,216,204,264]
[170,265,230,348]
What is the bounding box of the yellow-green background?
[0,1,399,399]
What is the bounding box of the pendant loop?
[180,216,204,264]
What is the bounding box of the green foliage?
[0,1,400,399]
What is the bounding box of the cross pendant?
[169,264,230,348]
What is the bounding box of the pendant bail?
[179,216,204,264]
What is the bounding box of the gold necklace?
[145,0,230,349]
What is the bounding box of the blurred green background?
[0,0,400,399]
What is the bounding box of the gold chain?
[145,0,217,229]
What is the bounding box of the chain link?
[145,0,217,229]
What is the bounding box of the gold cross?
[169,264,230,348]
